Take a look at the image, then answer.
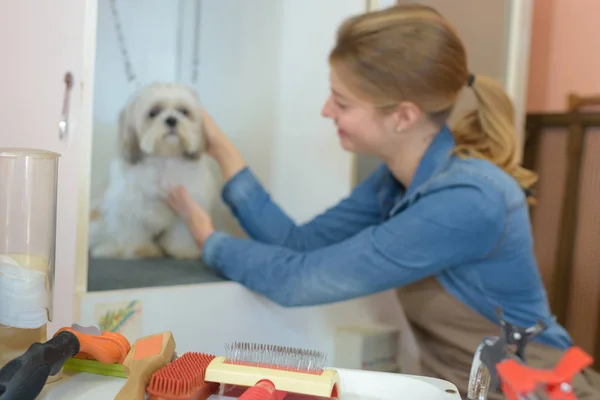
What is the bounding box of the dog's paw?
[164,246,202,260]
[90,243,123,258]
[91,241,165,259]
[132,242,165,259]
[158,235,201,260]
[159,240,201,260]
[159,222,202,260]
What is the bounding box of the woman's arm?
[202,107,385,251]
[202,182,506,307]
[218,164,388,252]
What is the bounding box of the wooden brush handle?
[114,373,147,400]
[115,331,176,400]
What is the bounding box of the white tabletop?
[38,369,461,400]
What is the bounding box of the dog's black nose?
[165,116,178,127]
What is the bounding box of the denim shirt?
[203,125,573,349]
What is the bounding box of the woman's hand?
[198,106,230,159]
[199,106,247,181]
[166,185,214,247]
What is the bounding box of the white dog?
[89,83,220,259]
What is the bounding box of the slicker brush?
[205,342,340,399]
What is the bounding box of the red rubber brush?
[146,352,220,400]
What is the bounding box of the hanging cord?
[109,0,141,90]
[108,0,202,87]
[190,0,202,84]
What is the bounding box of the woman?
[168,5,600,398]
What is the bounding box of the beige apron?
[396,277,600,399]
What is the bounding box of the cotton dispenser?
[0,148,60,368]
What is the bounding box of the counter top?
[38,369,461,400]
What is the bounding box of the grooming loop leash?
[108,0,140,90]
[108,0,202,91]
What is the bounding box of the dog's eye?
[178,108,190,117]
[148,107,162,118]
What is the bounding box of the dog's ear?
[184,85,200,100]
[118,107,143,164]
[183,121,207,161]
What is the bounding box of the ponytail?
[452,74,537,205]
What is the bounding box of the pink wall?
[527,0,600,112]
[527,0,600,355]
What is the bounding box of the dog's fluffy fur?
[89,83,219,259]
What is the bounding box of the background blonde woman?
[167,5,600,398]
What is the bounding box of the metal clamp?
[467,307,548,399]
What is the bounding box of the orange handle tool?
[53,326,131,364]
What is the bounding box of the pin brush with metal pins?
[224,342,328,373]
[206,341,341,398]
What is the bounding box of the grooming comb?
[114,331,176,400]
[147,352,220,400]
[205,342,340,398]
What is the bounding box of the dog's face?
[118,83,205,163]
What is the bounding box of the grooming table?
[87,256,225,291]
[38,369,461,399]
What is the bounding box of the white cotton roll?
[0,257,48,329]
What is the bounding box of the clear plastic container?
[0,148,60,367]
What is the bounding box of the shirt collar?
[404,124,456,198]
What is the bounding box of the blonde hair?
[329,4,537,203]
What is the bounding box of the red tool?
[496,346,593,399]
[238,380,287,400]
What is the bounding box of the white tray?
[37,369,461,400]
